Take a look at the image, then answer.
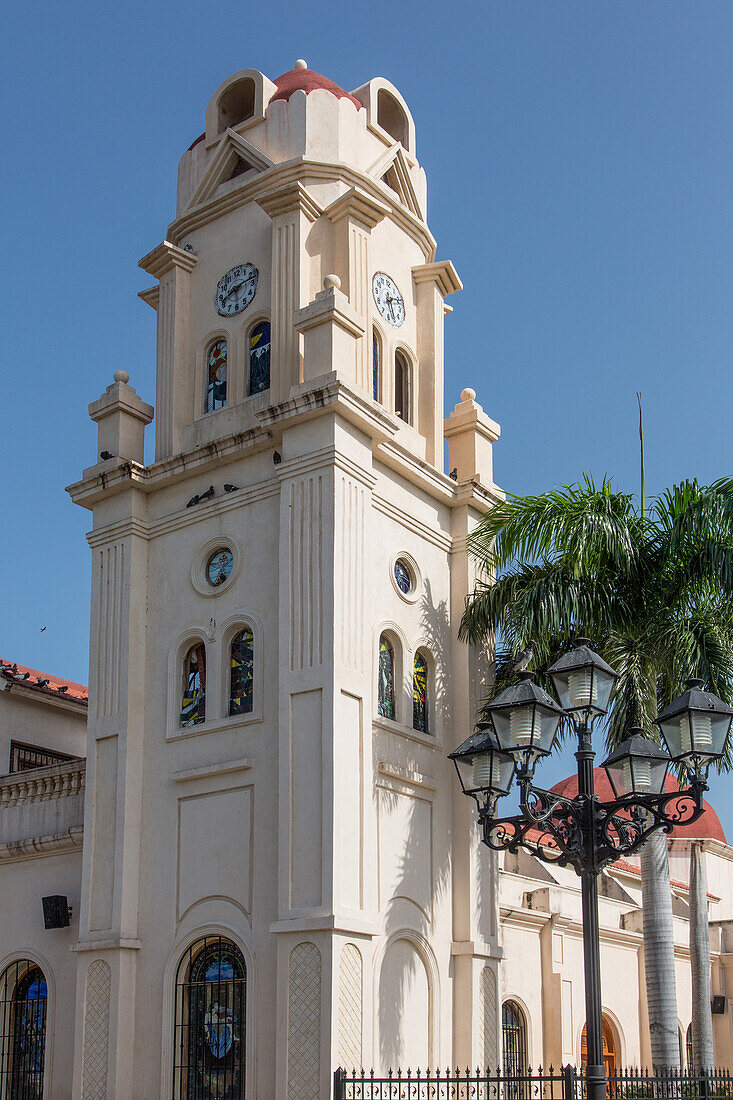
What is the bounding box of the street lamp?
[449,641,733,1100]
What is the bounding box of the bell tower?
[68,60,504,1099]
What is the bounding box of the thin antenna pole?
[636,392,645,520]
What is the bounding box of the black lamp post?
[449,641,733,1100]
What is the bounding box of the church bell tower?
[68,59,504,1099]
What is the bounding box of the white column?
[412,261,462,468]
[326,188,388,393]
[257,183,322,402]
[138,240,197,461]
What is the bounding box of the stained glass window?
[372,331,381,401]
[180,644,206,728]
[205,339,228,412]
[413,651,429,734]
[393,558,413,595]
[248,321,271,395]
[378,634,395,720]
[207,548,234,588]
[173,936,246,1100]
[0,960,47,1100]
[229,628,254,716]
[394,350,409,422]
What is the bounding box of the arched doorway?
[581,1016,617,1076]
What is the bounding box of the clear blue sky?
[2,3,732,818]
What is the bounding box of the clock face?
[372,271,405,327]
[215,263,259,317]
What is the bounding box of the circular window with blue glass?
[391,554,420,602]
[206,548,234,587]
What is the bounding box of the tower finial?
[294,59,308,70]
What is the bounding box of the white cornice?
[0,825,83,864]
[167,158,437,262]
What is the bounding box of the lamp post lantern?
[450,641,733,1100]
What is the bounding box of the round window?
[393,558,414,595]
[206,548,234,588]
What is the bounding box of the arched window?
[377,634,395,720]
[0,959,48,1098]
[229,628,254,716]
[180,643,206,727]
[372,330,381,402]
[502,1000,528,1084]
[217,78,255,134]
[413,650,429,734]
[686,1022,693,1070]
[377,88,409,149]
[173,935,246,1099]
[205,339,228,412]
[248,321,271,395]
[394,351,410,423]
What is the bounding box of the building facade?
[1,60,732,1100]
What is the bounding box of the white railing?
[0,759,86,847]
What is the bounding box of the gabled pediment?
[187,128,275,209]
[369,143,423,220]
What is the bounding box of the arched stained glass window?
[205,339,228,412]
[229,628,254,716]
[173,935,246,1100]
[372,330,381,402]
[413,651,429,734]
[502,1000,528,1092]
[377,635,395,720]
[0,959,48,1099]
[394,351,410,423]
[248,321,271,395]
[180,644,206,728]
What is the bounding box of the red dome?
[550,767,726,843]
[270,66,363,110]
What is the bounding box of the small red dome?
[550,768,726,843]
[270,66,363,110]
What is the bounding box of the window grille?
[686,1022,694,1070]
[502,1000,528,1098]
[9,741,75,773]
[173,935,246,1100]
[0,959,48,1099]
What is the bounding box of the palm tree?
[460,476,733,1071]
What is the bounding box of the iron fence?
[333,1065,733,1100]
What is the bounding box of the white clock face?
[372,271,405,327]
[215,262,259,317]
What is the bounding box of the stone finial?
[114,369,130,384]
[295,59,308,69]
[460,387,476,403]
[323,274,341,291]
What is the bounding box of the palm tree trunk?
[689,841,714,1069]
[640,830,681,1069]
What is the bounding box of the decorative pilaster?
[412,260,462,467]
[257,183,322,402]
[71,502,149,1100]
[138,240,197,461]
[326,188,389,392]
